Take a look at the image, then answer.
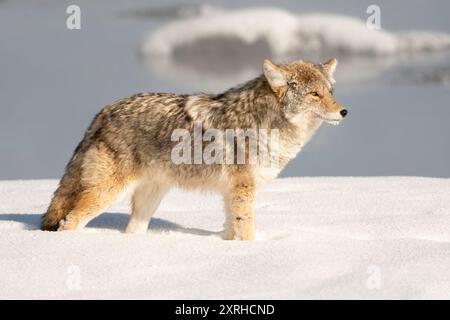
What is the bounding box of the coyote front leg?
[125,181,168,234]
[224,179,256,240]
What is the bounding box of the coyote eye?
[310,92,320,97]
[287,81,298,88]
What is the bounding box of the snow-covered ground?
[1,177,450,299]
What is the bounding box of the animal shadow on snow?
[0,213,222,237]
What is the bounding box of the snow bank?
[1,177,450,299]
[143,8,300,57]
[142,7,450,58]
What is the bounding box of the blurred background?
[1,0,450,179]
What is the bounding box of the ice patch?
[119,3,222,20]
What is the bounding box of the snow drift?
[1,177,450,299]
[140,7,450,89]
[142,7,450,58]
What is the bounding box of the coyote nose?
[340,109,348,117]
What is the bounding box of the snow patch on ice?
[142,7,450,58]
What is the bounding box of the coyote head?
[263,58,348,125]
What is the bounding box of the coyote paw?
[57,214,80,231]
[222,226,236,240]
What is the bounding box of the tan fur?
[223,167,256,240]
[45,142,138,231]
[41,58,347,240]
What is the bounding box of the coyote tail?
[41,112,104,231]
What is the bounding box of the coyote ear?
[263,59,288,98]
[322,58,338,84]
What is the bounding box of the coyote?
[41,58,347,240]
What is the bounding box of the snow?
[1,177,450,299]
[142,7,450,58]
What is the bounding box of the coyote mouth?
[315,114,342,125]
[324,119,341,125]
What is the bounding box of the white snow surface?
[1,177,450,299]
[142,7,450,57]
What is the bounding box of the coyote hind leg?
[58,184,123,231]
[58,143,136,231]
[125,181,168,234]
